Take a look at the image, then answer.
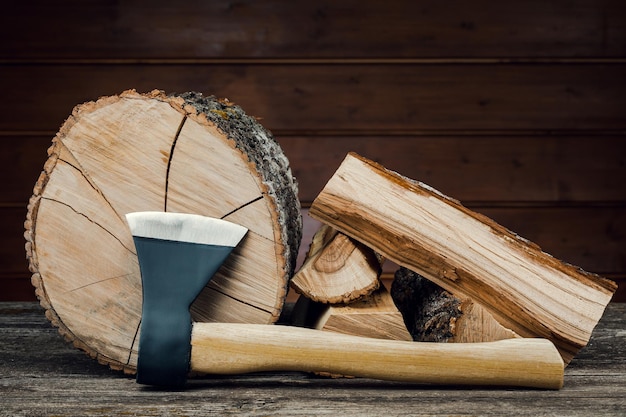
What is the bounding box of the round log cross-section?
[24,90,302,373]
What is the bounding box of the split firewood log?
[24,90,301,373]
[291,224,382,304]
[313,283,412,341]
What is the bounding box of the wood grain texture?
[1,0,625,302]
[310,284,413,342]
[1,302,625,416]
[3,134,625,205]
[1,64,625,132]
[281,135,626,203]
[6,204,626,302]
[2,0,625,59]
[291,224,382,304]
[298,207,626,277]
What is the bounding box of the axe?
[126,212,564,389]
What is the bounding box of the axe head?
[126,211,248,386]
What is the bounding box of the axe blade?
[126,211,247,386]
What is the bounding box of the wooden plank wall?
[1,1,625,302]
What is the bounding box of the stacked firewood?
[291,152,617,365]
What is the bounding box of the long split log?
[309,152,617,364]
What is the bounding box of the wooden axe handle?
[190,323,564,389]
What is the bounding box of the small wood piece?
[312,284,412,341]
[391,267,518,343]
[24,90,302,373]
[309,152,617,364]
[291,224,382,303]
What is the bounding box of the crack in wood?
[197,286,272,315]
[63,273,136,294]
[41,196,135,254]
[127,318,141,366]
[220,195,264,219]
[56,144,127,228]
[164,116,188,211]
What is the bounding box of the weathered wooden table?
[1,302,625,416]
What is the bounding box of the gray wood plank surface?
[1,302,625,416]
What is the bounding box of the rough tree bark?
[391,267,519,343]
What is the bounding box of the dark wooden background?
[1,0,624,302]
